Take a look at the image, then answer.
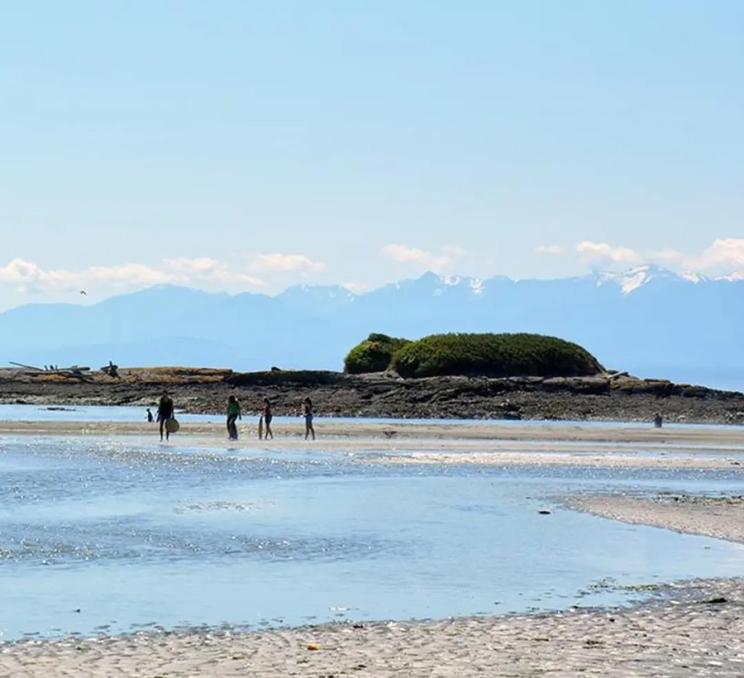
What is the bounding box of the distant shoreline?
[2,367,744,425]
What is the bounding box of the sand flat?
[573,495,744,544]
[4,418,744,446]
[3,419,744,470]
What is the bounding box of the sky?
[1,1,743,310]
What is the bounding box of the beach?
[2,419,744,676]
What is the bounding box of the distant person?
[157,392,174,441]
[303,397,315,440]
[227,395,241,440]
[654,413,663,428]
[146,407,154,423]
[262,398,273,440]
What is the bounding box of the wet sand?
[2,422,744,675]
[3,419,744,470]
[2,578,743,676]
[4,418,744,446]
[573,494,744,544]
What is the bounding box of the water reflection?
[0,436,742,641]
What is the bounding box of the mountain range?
[1,265,742,391]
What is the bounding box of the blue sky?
[1,1,742,310]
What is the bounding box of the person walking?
[146,407,154,423]
[303,397,315,440]
[157,392,174,441]
[227,395,241,440]
[262,398,273,440]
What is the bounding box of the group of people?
[152,392,315,442]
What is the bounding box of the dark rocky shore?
[2,367,744,424]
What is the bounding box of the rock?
[701,596,727,605]
[2,368,743,423]
[679,385,710,398]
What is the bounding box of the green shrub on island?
[391,333,603,378]
[344,333,411,374]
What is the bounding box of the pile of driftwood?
[7,361,119,382]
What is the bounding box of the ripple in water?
[1,436,743,641]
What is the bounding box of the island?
[1,333,743,424]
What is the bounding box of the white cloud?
[574,238,744,278]
[691,238,744,271]
[88,263,172,287]
[645,238,744,277]
[0,252,330,300]
[576,241,643,266]
[381,243,463,273]
[0,259,51,289]
[534,244,565,256]
[164,257,265,287]
[250,253,325,274]
[0,258,168,292]
[0,257,267,296]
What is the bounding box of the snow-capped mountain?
[1,267,742,390]
[594,265,692,294]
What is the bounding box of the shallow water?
[0,402,739,431]
[1,434,743,641]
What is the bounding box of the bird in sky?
[80,290,87,296]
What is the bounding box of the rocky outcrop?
[1,368,743,425]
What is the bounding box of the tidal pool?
[0,435,742,641]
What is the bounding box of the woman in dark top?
[262,398,273,440]
[303,397,315,441]
[157,392,174,441]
